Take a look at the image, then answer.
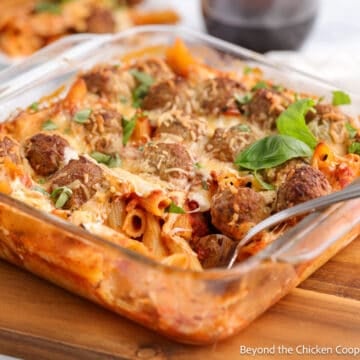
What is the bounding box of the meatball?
[191,234,236,269]
[0,136,21,164]
[305,103,349,123]
[86,7,116,33]
[210,187,268,240]
[155,111,207,142]
[142,78,190,111]
[196,77,245,115]
[142,142,194,182]
[206,125,256,162]
[50,156,104,209]
[81,65,135,101]
[247,88,288,128]
[275,165,332,212]
[25,134,69,176]
[131,58,174,83]
[84,108,123,153]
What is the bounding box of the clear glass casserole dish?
[0,26,359,345]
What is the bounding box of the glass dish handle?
[0,34,111,100]
[255,198,360,265]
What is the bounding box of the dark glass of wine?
[202,0,319,53]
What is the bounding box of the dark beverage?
[202,0,319,53]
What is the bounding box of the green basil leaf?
[332,90,351,106]
[34,2,62,14]
[251,81,268,91]
[166,201,185,214]
[132,83,150,108]
[201,180,209,190]
[254,171,275,190]
[243,66,253,75]
[276,99,317,149]
[129,69,154,87]
[272,84,284,92]
[234,93,252,106]
[38,178,46,184]
[345,123,358,139]
[194,162,203,169]
[73,109,92,124]
[42,120,58,131]
[122,115,137,145]
[235,123,251,132]
[107,153,121,168]
[349,142,360,155]
[234,134,312,171]
[90,152,111,164]
[51,186,72,209]
[30,102,39,111]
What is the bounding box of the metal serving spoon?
[227,178,360,268]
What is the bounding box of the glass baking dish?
[0,26,359,345]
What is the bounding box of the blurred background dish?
[201,0,319,53]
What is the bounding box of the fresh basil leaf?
[42,120,58,131]
[90,152,111,164]
[254,171,275,190]
[122,115,137,145]
[73,109,92,124]
[349,142,360,155]
[30,102,39,111]
[345,123,358,139]
[38,178,46,185]
[272,84,284,92]
[332,90,351,106]
[194,162,203,169]
[243,66,253,75]
[34,2,62,14]
[166,201,185,214]
[51,186,72,209]
[201,180,209,190]
[235,134,312,171]
[132,83,150,108]
[107,153,122,168]
[276,99,317,149]
[251,81,268,91]
[236,124,251,132]
[32,186,49,196]
[129,69,154,87]
[234,93,252,106]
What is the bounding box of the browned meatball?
[191,234,236,269]
[0,136,21,164]
[81,65,134,101]
[84,108,123,153]
[25,134,69,176]
[275,165,332,212]
[196,77,245,115]
[305,103,349,122]
[132,58,174,83]
[210,187,268,240]
[86,7,116,33]
[50,156,104,209]
[142,142,194,182]
[142,78,189,111]
[155,111,207,142]
[206,125,256,162]
[247,88,288,128]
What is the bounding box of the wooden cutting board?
[0,238,359,360]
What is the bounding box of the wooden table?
[0,238,359,360]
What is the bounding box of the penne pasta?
[122,207,147,238]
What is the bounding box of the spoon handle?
[227,180,360,268]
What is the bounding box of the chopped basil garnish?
[332,90,351,106]
[251,81,268,91]
[51,186,72,209]
[166,201,185,214]
[234,93,252,106]
[122,115,137,145]
[42,120,58,131]
[272,84,284,92]
[243,66,253,75]
[201,180,209,190]
[349,142,360,155]
[38,178,46,185]
[73,109,92,124]
[236,124,251,132]
[254,171,274,190]
[345,123,357,139]
[194,162,203,169]
[234,134,312,171]
[32,186,49,196]
[34,2,62,14]
[130,69,154,108]
[30,102,39,111]
[90,152,121,168]
[276,99,317,149]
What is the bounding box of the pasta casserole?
[0,38,359,272]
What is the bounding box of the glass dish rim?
[0,24,357,277]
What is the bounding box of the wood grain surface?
[0,238,359,360]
